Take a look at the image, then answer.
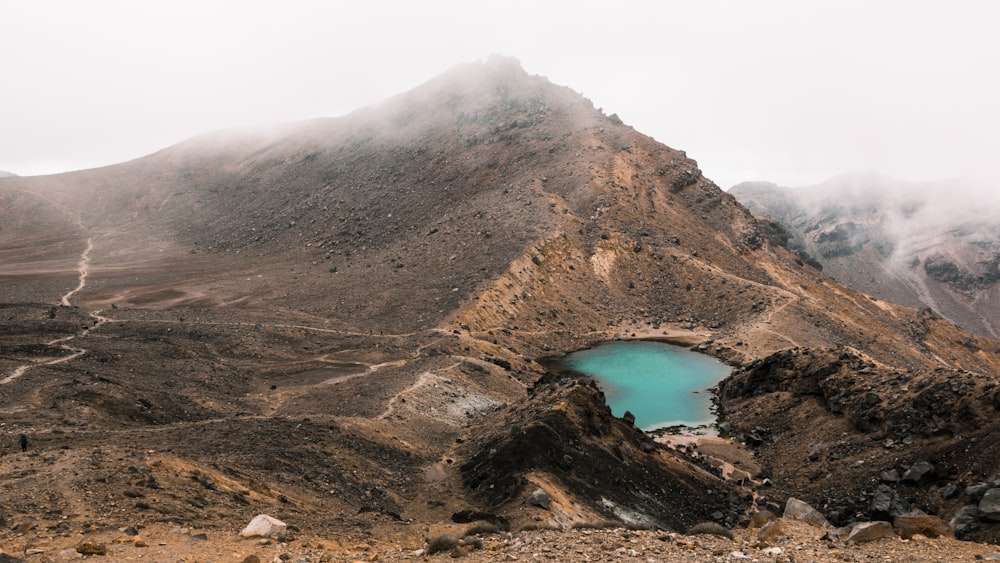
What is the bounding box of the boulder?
[870,484,910,518]
[240,514,287,540]
[950,505,980,539]
[783,497,832,529]
[902,461,934,483]
[966,483,992,501]
[938,483,959,499]
[622,411,636,426]
[847,521,896,543]
[893,510,953,539]
[979,488,1000,522]
[529,488,550,510]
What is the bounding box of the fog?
[2,1,999,190]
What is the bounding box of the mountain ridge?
[3,57,1000,555]
[730,173,1000,338]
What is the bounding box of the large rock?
[902,461,935,484]
[979,488,1000,522]
[870,484,910,518]
[966,483,992,501]
[847,521,896,543]
[893,510,953,539]
[950,505,980,540]
[783,497,832,529]
[529,488,551,510]
[240,514,287,539]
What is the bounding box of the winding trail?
[2,237,106,385]
[61,237,93,306]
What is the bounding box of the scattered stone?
[0,555,25,563]
[783,497,832,528]
[977,553,1000,561]
[894,510,953,539]
[240,556,261,563]
[848,521,896,543]
[240,514,287,540]
[188,533,209,542]
[529,488,550,510]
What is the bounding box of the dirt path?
[60,237,93,306]
[2,237,107,384]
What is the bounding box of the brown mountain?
[730,172,1000,338]
[3,57,1000,554]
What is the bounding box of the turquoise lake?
[561,340,731,431]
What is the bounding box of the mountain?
[0,171,16,178]
[730,172,1000,338]
[3,57,1000,553]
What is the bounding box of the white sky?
[2,0,998,189]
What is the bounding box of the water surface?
[561,340,731,431]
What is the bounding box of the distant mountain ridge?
[0,170,16,177]
[730,171,1000,338]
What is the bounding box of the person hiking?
[17,434,28,452]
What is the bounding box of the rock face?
[730,173,1000,339]
[460,373,743,531]
[719,343,1000,543]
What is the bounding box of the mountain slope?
[730,172,1000,338]
[3,57,1000,550]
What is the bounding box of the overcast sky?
[2,1,998,189]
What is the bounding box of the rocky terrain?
[3,57,1000,560]
[730,173,1000,338]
